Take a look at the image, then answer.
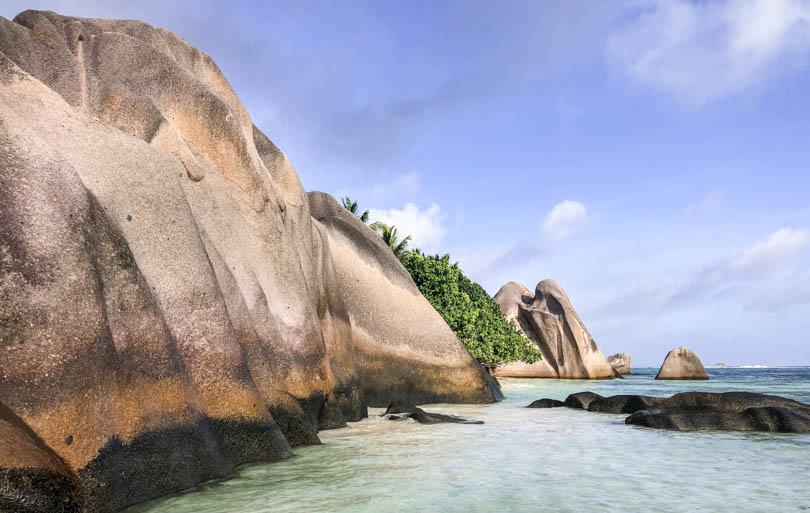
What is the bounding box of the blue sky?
[4,1,810,366]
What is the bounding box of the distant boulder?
[655,347,708,380]
[493,281,616,379]
[715,363,727,368]
[527,399,564,408]
[608,353,631,374]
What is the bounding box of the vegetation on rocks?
[340,196,540,364]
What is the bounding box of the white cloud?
[607,0,810,107]
[728,227,810,272]
[368,202,446,252]
[542,200,588,241]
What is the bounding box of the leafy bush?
[401,253,542,364]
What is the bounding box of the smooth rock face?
[0,11,498,512]
[608,353,632,374]
[493,281,616,379]
[655,347,709,380]
[626,392,810,433]
[381,402,484,425]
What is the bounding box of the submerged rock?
[626,392,810,433]
[493,281,616,379]
[563,392,604,410]
[608,353,632,374]
[527,399,564,408]
[381,402,484,425]
[0,10,498,511]
[655,347,709,380]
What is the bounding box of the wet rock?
[527,399,564,408]
[563,392,604,410]
[381,402,484,425]
[587,395,661,414]
[625,392,810,433]
[655,347,708,380]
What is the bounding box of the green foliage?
[401,252,542,364]
[370,222,412,258]
[340,196,370,224]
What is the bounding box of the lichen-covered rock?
[655,347,709,380]
[0,11,498,512]
[607,353,631,374]
[493,281,615,379]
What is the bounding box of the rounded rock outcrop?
[493,280,615,379]
[655,347,709,380]
[607,353,631,374]
[0,10,499,512]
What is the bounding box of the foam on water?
[131,368,810,513]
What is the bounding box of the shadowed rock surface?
[626,392,810,432]
[493,281,615,379]
[381,402,484,425]
[563,392,604,410]
[608,353,631,374]
[655,347,709,380]
[587,395,661,414]
[527,399,564,408]
[0,10,498,512]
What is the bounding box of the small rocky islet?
[527,390,810,433]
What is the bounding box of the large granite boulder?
[493,281,616,379]
[607,353,631,374]
[655,347,709,380]
[0,11,498,512]
[626,392,810,433]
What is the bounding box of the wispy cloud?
[607,0,810,107]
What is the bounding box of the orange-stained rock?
[0,11,498,512]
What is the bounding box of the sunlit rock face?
[608,353,632,374]
[0,11,498,512]
[493,280,616,379]
[655,347,709,380]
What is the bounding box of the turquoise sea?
[133,368,810,513]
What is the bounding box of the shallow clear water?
[133,368,810,513]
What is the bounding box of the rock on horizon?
[0,10,499,512]
[655,347,709,380]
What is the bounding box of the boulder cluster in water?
[528,391,810,433]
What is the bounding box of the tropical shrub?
[401,252,542,364]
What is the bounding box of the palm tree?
[340,196,370,224]
[370,222,412,259]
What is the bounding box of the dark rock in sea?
[587,395,662,414]
[625,392,810,433]
[564,392,604,409]
[527,399,564,408]
[381,402,484,425]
